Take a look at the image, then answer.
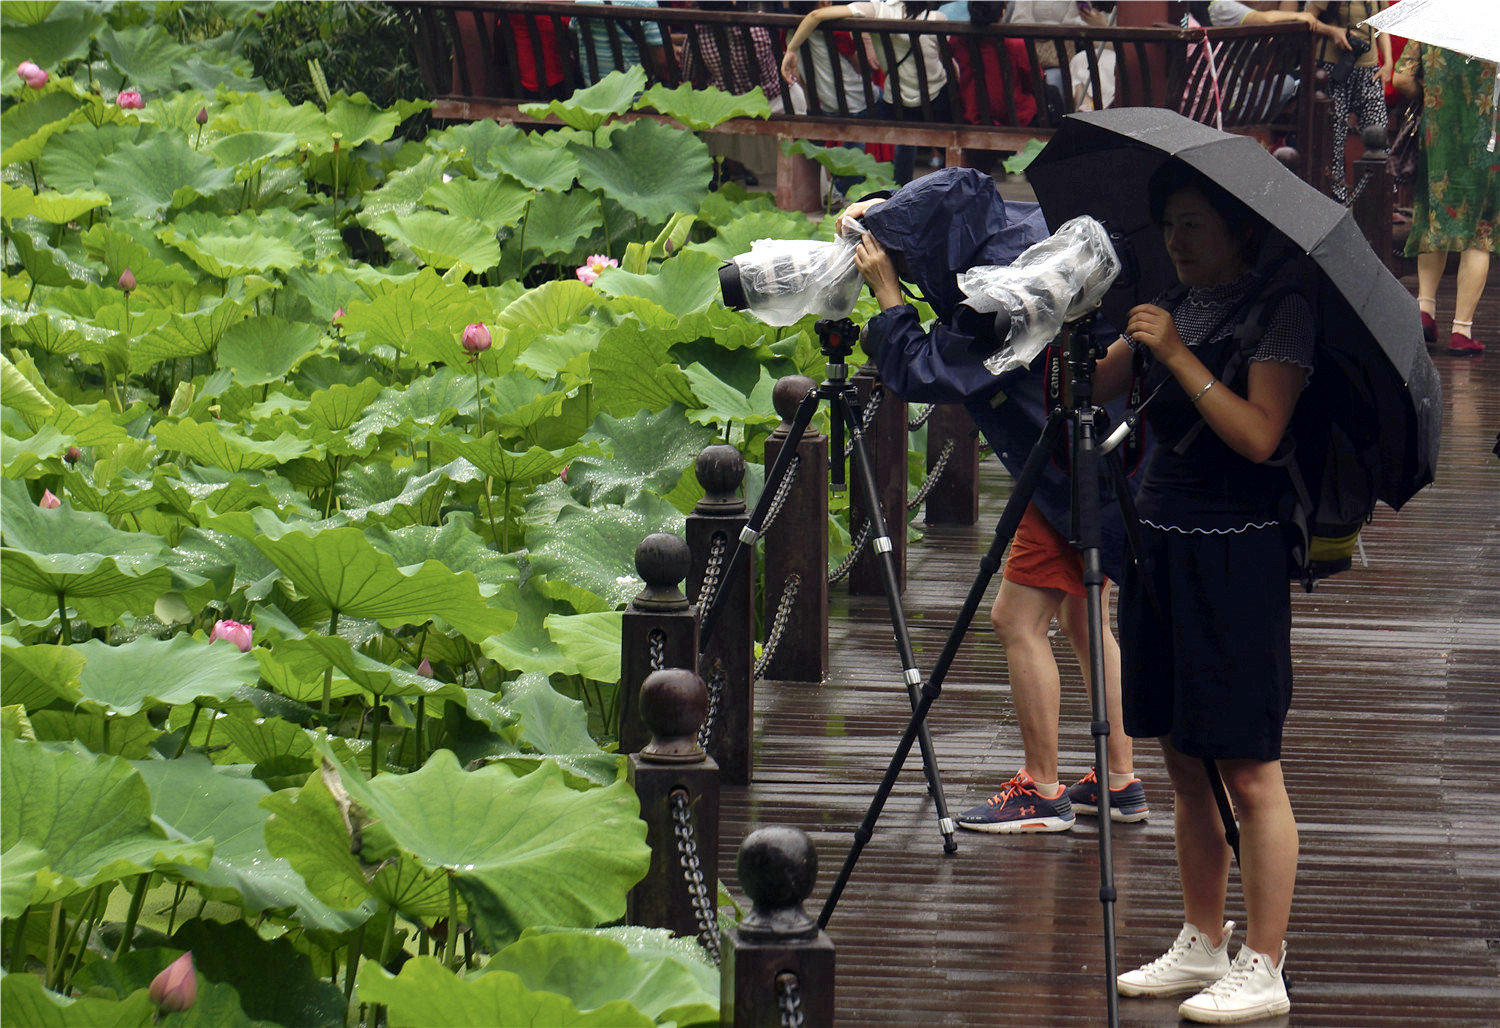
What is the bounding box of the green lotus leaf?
[304,378,382,435]
[478,581,579,677]
[0,6,101,68]
[163,918,353,1026]
[422,175,532,233]
[95,130,234,220]
[3,305,111,358]
[569,118,712,226]
[169,524,282,601]
[217,511,517,642]
[1,352,54,416]
[564,407,717,507]
[317,742,649,948]
[215,92,329,147]
[358,956,655,1028]
[324,91,415,150]
[2,1,67,27]
[217,315,325,387]
[441,436,594,490]
[340,268,488,364]
[0,90,86,167]
[338,458,485,527]
[493,143,580,192]
[496,278,598,348]
[687,208,819,260]
[0,973,154,1028]
[520,65,648,133]
[0,424,69,478]
[518,189,601,260]
[157,226,305,281]
[205,129,299,178]
[129,300,248,374]
[71,633,258,716]
[513,323,601,380]
[1,840,48,920]
[132,756,366,934]
[0,734,211,905]
[544,611,624,684]
[2,705,35,740]
[636,81,772,132]
[272,633,471,706]
[590,248,721,318]
[153,419,311,472]
[262,761,453,917]
[95,23,195,93]
[525,491,686,611]
[784,135,894,182]
[0,638,84,709]
[36,395,134,449]
[30,707,161,759]
[54,471,160,519]
[6,225,95,289]
[490,929,718,1026]
[479,376,567,440]
[428,117,521,163]
[80,223,196,288]
[682,362,782,428]
[0,182,110,224]
[366,209,500,273]
[360,152,449,221]
[589,324,698,416]
[495,672,618,784]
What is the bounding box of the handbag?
[1387,96,1423,185]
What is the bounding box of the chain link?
[828,515,874,585]
[908,403,935,430]
[694,531,727,612]
[668,789,722,966]
[843,385,884,458]
[755,573,800,680]
[697,659,724,750]
[759,454,801,537]
[1346,169,1374,207]
[649,628,666,671]
[776,972,805,1028]
[908,438,955,512]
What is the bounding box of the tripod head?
[816,317,860,363]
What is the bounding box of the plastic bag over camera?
[723,232,863,327]
[956,215,1121,375]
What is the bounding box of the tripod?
[697,317,958,854]
[816,307,1139,1028]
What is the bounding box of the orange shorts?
[1000,503,1105,598]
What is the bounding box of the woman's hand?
[780,50,801,86]
[853,233,903,310]
[836,197,886,237]
[1125,303,1186,362]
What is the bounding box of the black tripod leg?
[699,383,821,654]
[819,407,1069,930]
[835,391,956,853]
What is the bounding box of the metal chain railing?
[648,628,666,670]
[697,659,724,750]
[668,789,722,966]
[694,531,727,612]
[759,454,801,537]
[843,386,884,458]
[1346,168,1373,207]
[908,403,936,430]
[827,515,874,585]
[907,438,956,511]
[754,572,800,680]
[776,972,805,1028]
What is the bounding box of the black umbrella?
[1026,107,1441,509]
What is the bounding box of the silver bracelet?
[1190,378,1216,404]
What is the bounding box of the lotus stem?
[342,922,364,1012]
[322,608,341,717]
[446,878,460,971]
[414,696,426,766]
[45,902,61,989]
[60,886,104,992]
[368,695,381,777]
[200,708,219,750]
[472,361,486,439]
[174,703,202,758]
[165,881,188,935]
[9,908,30,973]
[503,480,513,552]
[484,478,500,550]
[113,874,151,959]
[57,592,71,645]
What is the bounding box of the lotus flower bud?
[333,307,345,323]
[65,446,81,464]
[331,132,342,153]
[16,61,42,82]
[38,489,61,509]
[116,90,144,110]
[209,618,253,652]
[196,106,208,125]
[417,658,434,678]
[461,323,491,355]
[149,951,197,1013]
[118,268,136,293]
[22,67,48,89]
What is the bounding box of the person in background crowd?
[1306,1,1392,203]
[570,0,667,85]
[1394,41,1498,356]
[781,1,881,201]
[950,1,1039,130]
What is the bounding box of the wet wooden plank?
[717,269,1500,1025]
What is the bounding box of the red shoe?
[1448,331,1484,356]
[1420,311,1437,344]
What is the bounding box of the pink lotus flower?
[149,951,197,1013]
[196,106,208,125]
[461,322,491,356]
[38,489,61,509]
[116,90,144,110]
[417,658,434,678]
[209,619,253,652]
[575,254,618,286]
[18,62,48,89]
[118,268,136,293]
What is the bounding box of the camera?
[1329,33,1371,86]
[718,229,865,327]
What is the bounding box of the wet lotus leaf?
[70,633,258,715]
[682,362,782,428]
[80,222,196,288]
[422,175,532,234]
[0,639,85,709]
[0,353,53,417]
[589,248,722,319]
[157,225,305,281]
[1,841,48,921]
[685,208,820,260]
[6,226,95,289]
[130,301,250,374]
[0,181,110,224]
[0,972,155,1028]
[524,491,686,611]
[29,708,161,759]
[519,66,647,134]
[517,189,601,260]
[337,458,486,528]
[366,209,500,273]
[542,610,623,684]
[324,92,424,150]
[479,581,581,677]
[217,316,325,387]
[636,81,771,132]
[152,420,313,472]
[205,129,299,179]
[569,118,712,226]
[0,6,101,71]
[96,131,234,220]
[94,24,195,94]
[589,325,697,417]
[493,142,579,192]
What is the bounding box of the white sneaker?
[1117,921,1234,997]
[1178,941,1291,1023]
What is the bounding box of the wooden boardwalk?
[717,268,1500,1026]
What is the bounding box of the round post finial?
[633,532,691,611]
[735,825,819,941]
[637,668,708,763]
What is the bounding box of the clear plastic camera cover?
[728,233,864,327]
[956,216,1122,376]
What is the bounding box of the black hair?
[1147,158,1264,258]
[967,1,1005,29]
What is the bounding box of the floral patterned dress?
[1397,42,1500,255]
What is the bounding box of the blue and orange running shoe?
[1066,767,1149,823]
[956,769,1075,834]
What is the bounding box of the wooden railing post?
[1351,125,1393,273]
[761,376,828,683]
[627,668,720,947]
[1308,68,1335,197]
[686,444,755,786]
[721,825,835,1028]
[848,365,908,595]
[923,403,979,526]
[619,533,699,758]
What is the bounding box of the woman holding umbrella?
[1091,158,1313,1024]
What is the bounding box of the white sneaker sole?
[1117,974,1224,998]
[956,815,1074,834]
[1071,802,1150,822]
[1177,995,1291,1023]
